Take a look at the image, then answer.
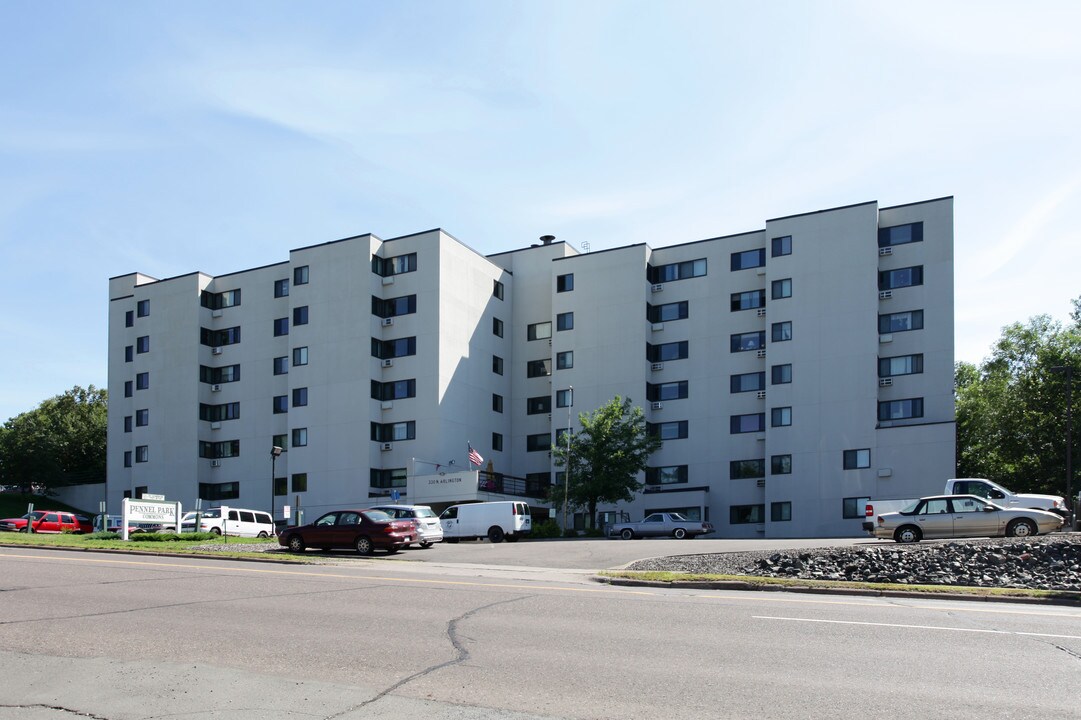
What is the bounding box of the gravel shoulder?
[624,534,1081,593]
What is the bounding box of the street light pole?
[1051,366,1074,526]
[563,386,573,532]
[270,445,283,535]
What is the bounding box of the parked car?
[439,501,532,543]
[278,509,415,554]
[870,494,1065,543]
[608,512,714,540]
[370,504,443,547]
[0,511,93,534]
[179,508,274,538]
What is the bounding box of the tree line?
[0,386,107,492]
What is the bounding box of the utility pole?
[563,386,573,532]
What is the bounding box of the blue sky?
[2,0,1079,422]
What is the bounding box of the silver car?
[370,504,443,547]
[871,494,1064,543]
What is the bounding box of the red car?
[278,509,415,555]
[0,511,94,534]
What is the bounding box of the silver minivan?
[370,504,443,547]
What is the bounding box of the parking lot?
[353,535,878,570]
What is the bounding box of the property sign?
[407,470,478,503]
[121,498,182,541]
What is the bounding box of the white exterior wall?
[106,198,954,537]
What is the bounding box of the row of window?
[272,388,309,413]
[122,409,150,432]
[122,372,150,397]
[729,280,792,311]
[730,237,793,273]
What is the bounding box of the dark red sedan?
[0,511,94,534]
[278,509,415,555]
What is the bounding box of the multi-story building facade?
[107,197,954,537]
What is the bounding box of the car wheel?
[487,526,505,543]
[420,541,433,548]
[673,528,687,539]
[257,531,269,539]
[1007,518,1037,538]
[894,526,921,543]
[210,527,221,536]
[355,536,373,554]
[286,535,305,553]
[620,528,634,540]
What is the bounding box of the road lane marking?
[753,615,1081,640]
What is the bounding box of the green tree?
[0,386,108,492]
[547,396,663,528]
[955,298,1080,496]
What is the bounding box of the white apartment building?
[107,197,954,537]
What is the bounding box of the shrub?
[562,528,579,538]
[529,519,562,539]
[583,527,605,538]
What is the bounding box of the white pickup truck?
[862,478,1069,533]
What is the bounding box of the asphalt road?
[2,546,1080,720]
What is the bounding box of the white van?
[439,501,531,543]
[180,507,275,538]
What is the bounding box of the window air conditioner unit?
[212,347,223,355]
[756,349,767,358]
[210,459,221,467]
[756,308,766,317]
[382,359,393,368]
[211,384,222,392]
[756,267,766,276]
[211,309,223,318]
[879,246,893,256]
[382,276,394,285]
[651,402,663,410]
[756,391,766,399]
[878,290,893,300]
[651,323,663,332]
[650,362,664,371]
[651,283,663,293]
[879,377,893,387]
[879,334,893,344]
[756,479,766,487]
[382,317,394,327]
[210,421,221,430]
[381,400,393,410]
[382,442,393,451]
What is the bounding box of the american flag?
[468,444,483,467]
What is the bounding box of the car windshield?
[900,501,920,514]
[362,510,392,522]
[181,512,198,522]
[23,512,46,520]
[414,507,436,518]
[201,509,222,518]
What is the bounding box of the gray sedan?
[608,512,714,540]
[871,494,1064,543]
